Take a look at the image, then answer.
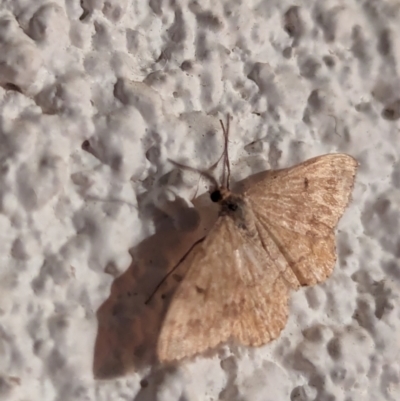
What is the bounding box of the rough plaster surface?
[0,0,399,400]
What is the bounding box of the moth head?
[210,189,222,203]
[210,187,230,203]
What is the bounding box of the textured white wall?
[0,0,399,400]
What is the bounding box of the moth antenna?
[219,119,226,188]
[219,114,231,190]
[226,114,231,190]
[168,159,220,191]
[191,153,225,201]
[85,196,138,209]
[144,237,205,304]
[190,175,202,202]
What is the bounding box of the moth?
[154,116,358,362]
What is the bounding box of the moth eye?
[210,190,222,202]
[228,203,238,211]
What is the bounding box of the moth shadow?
[92,192,219,379]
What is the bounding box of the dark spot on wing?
[195,285,206,294]
[237,222,247,230]
[188,318,202,329]
[172,274,183,282]
[227,202,238,211]
[304,177,309,189]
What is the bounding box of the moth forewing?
[245,153,358,286]
[157,214,295,362]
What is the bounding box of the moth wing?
[157,215,294,362]
[245,153,357,285]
